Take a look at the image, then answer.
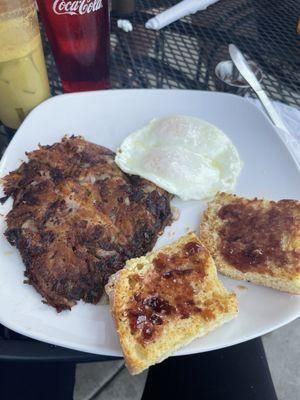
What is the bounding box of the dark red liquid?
[37,0,110,92]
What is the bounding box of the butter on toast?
[106,232,238,375]
[200,192,300,294]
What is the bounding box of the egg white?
[115,115,243,200]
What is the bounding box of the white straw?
[145,0,219,31]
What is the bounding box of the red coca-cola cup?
[37,0,110,92]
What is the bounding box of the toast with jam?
[199,192,300,294]
[105,232,238,375]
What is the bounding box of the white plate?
[0,89,299,357]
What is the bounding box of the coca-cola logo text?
[53,0,103,16]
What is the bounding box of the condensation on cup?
[37,0,110,93]
[0,0,50,131]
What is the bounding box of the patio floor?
[74,317,300,400]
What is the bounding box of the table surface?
[0,0,299,361]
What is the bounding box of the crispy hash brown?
[1,136,172,311]
[200,192,300,294]
[106,232,238,374]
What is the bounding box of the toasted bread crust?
[106,233,238,374]
[200,192,300,294]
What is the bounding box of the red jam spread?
[184,241,203,255]
[218,200,299,271]
[127,240,209,344]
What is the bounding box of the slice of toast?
[106,232,238,375]
[199,192,300,294]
